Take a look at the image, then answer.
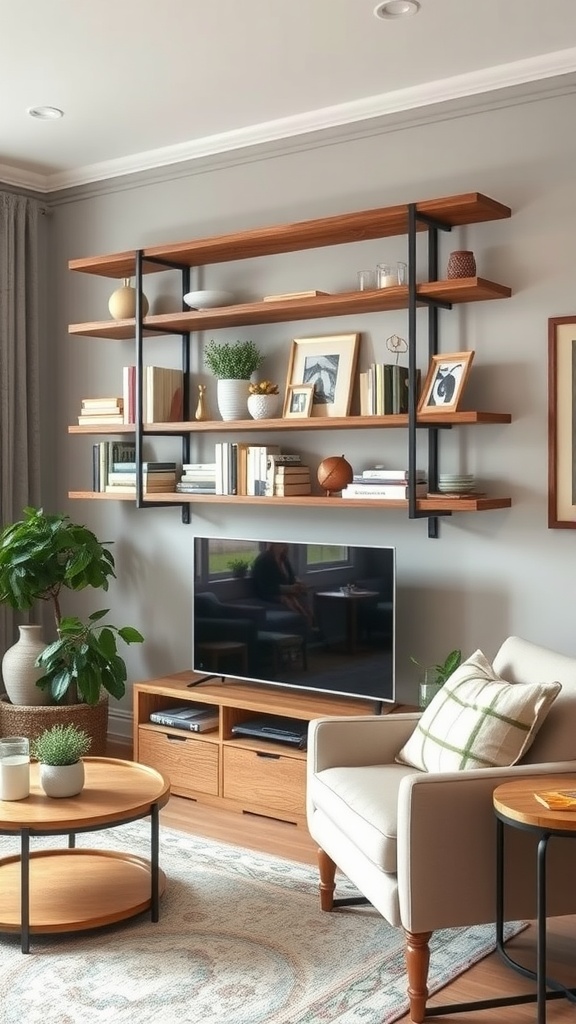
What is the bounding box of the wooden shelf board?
[68,278,511,338]
[68,411,511,436]
[68,193,511,277]
[69,490,512,512]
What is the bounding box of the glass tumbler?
[357,270,375,291]
[376,263,397,288]
[0,736,30,800]
[396,261,408,285]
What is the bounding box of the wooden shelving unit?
[67,190,513,522]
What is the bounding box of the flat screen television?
[193,537,395,706]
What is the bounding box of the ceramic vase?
[40,760,85,798]
[108,278,149,320]
[2,625,47,706]
[216,379,250,421]
[446,250,476,279]
[247,393,280,420]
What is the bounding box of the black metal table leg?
[536,835,549,1024]
[150,802,159,922]
[20,828,30,954]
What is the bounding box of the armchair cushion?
[396,649,561,773]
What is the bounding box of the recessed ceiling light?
[374,1,421,19]
[27,106,64,120]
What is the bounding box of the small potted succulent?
[247,380,280,420]
[31,723,92,797]
[204,339,264,420]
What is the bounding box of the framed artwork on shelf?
[283,384,314,419]
[548,316,576,528]
[417,351,475,415]
[285,333,359,418]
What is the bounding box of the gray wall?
[46,89,576,737]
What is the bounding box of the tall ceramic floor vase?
[217,379,250,421]
[2,625,47,706]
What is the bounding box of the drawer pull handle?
[166,733,187,742]
[256,752,281,760]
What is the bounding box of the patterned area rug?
[0,822,524,1024]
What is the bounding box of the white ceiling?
[3,0,576,193]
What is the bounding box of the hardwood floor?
[111,742,576,1021]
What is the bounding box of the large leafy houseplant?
[0,507,144,705]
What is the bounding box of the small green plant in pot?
[410,649,462,709]
[227,557,252,579]
[204,339,265,421]
[32,724,92,798]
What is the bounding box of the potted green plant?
[0,506,143,721]
[410,648,462,708]
[31,723,92,797]
[204,339,264,421]
[227,557,252,579]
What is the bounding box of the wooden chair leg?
[317,847,337,911]
[404,929,432,1023]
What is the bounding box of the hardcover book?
[149,705,219,732]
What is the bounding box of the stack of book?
[92,440,136,492]
[270,461,311,497]
[78,397,124,426]
[104,461,178,495]
[149,703,219,733]
[176,463,217,495]
[342,467,427,500]
[122,365,184,423]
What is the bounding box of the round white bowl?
[183,290,234,309]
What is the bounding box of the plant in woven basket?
[0,506,144,706]
[204,339,264,379]
[31,723,91,766]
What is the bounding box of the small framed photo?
[283,383,314,418]
[417,351,475,415]
[285,333,360,418]
[548,316,576,528]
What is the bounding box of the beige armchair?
[306,636,576,1022]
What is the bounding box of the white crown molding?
[5,46,576,195]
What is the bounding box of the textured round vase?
[108,278,149,320]
[40,760,85,798]
[446,250,476,279]
[217,379,250,421]
[247,393,280,420]
[2,625,47,706]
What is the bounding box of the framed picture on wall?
[417,351,475,415]
[548,316,576,528]
[284,333,360,418]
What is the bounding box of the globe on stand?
[317,455,353,496]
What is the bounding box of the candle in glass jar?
[0,737,30,800]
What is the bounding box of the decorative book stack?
[342,467,427,500]
[104,461,178,494]
[273,463,311,496]
[92,440,136,492]
[149,704,219,733]
[78,397,124,426]
[176,463,217,494]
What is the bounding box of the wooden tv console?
[133,671,415,827]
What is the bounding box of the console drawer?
[138,728,219,797]
[223,745,305,815]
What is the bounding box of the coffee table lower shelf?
[0,849,167,933]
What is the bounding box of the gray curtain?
[0,191,42,652]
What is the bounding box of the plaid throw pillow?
[396,649,561,772]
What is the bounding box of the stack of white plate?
[437,473,475,494]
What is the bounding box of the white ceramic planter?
[247,393,280,420]
[40,760,85,798]
[2,625,47,706]
[217,379,250,421]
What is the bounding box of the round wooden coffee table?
[0,756,170,952]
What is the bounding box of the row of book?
[92,442,179,493]
[341,467,428,500]
[358,363,417,416]
[214,444,309,496]
[80,366,183,428]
